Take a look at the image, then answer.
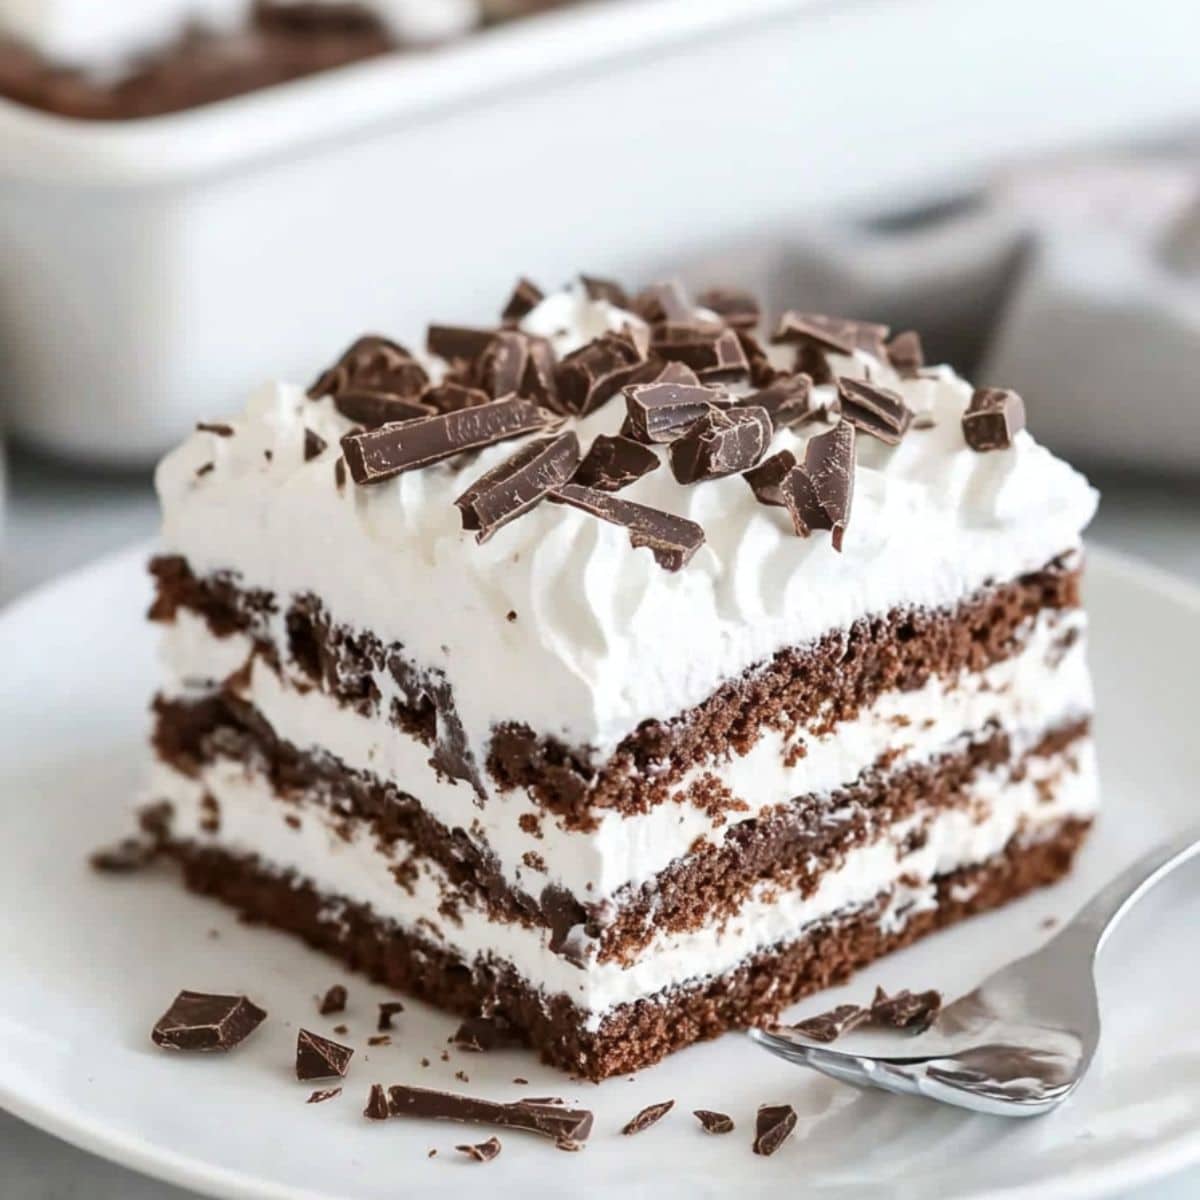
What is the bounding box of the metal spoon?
[750,825,1200,1117]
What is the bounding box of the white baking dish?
[1,0,1197,465]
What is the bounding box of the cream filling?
[152,741,1098,1028]
[159,606,1093,905]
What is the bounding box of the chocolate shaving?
[573,434,660,492]
[341,398,558,485]
[621,1099,674,1135]
[386,1084,593,1144]
[426,325,495,365]
[151,991,266,1052]
[318,984,346,1015]
[886,330,924,378]
[963,387,1025,451]
[89,837,158,873]
[696,286,760,329]
[196,422,234,437]
[501,277,544,324]
[788,1003,870,1043]
[742,449,796,507]
[653,326,749,383]
[669,406,772,484]
[334,389,432,428]
[476,330,530,400]
[623,379,726,444]
[580,274,629,308]
[456,1136,502,1163]
[451,1015,520,1053]
[309,335,428,399]
[377,1001,404,1032]
[772,312,890,359]
[779,419,856,551]
[693,1109,734,1135]
[307,1088,342,1104]
[737,328,784,388]
[740,373,825,429]
[633,280,693,324]
[753,1104,797,1157]
[555,331,644,416]
[455,432,580,542]
[837,377,912,445]
[296,1028,354,1080]
[303,428,327,461]
[870,987,942,1032]
[551,483,705,572]
[364,1083,390,1120]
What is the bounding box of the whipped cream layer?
[156,288,1098,763]
[154,740,1098,1028]
[160,604,1093,906]
[0,0,477,72]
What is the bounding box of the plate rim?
[3,538,1199,1200]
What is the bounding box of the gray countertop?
[2,448,1198,1200]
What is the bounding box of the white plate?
[2,543,1199,1200]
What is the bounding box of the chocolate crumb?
[377,1001,405,1031]
[195,462,214,479]
[296,1028,354,1080]
[787,1003,869,1043]
[870,987,942,1032]
[196,422,234,437]
[334,457,346,491]
[693,1109,734,1135]
[368,1035,391,1047]
[428,1149,437,1158]
[455,1070,470,1083]
[151,991,266,1052]
[753,1104,797,1157]
[621,1099,674,1135]
[307,1087,341,1104]
[456,1136,502,1163]
[513,1077,529,1085]
[89,837,158,873]
[333,1024,348,1035]
[318,984,346,1016]
[506,610,518,622]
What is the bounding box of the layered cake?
[143,276,1099,1079]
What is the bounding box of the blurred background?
[0,1,1197,1192]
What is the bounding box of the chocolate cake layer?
[151,689,1092,963]
[160,818,1091,1079]
[149,552,1083,825]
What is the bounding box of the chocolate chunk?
[837,377,912,445]
[341,398,558,485]
[151,991,266,1052]
[740,373,824,429]
[623,379,726,444]
[539,883,590,966]
[307,1088,342,1104]
[456,1136,502,1162]
[194,463,214,479]
[318,984,347,1016]
[309,335,428,400]
[633,280,693,324]
[870,987,942,1032]
[653,327,750,383]
[779,419,856,550]
[669,406,772,484]
[621,1099,674,1135]
[452,1015,519,1053]
[772,312,890,360]
[753,1105,797,1157]
[386,1084,593,1144]
[296,1028,354,1080]
[455,431,580,542]
[696,286,760,329]
[742,449,796,507]
[738,328,784,388]
[788,1003,869,1043]
[501,277,545,324]
[476,330,530,399]
[196,421,234,437]
[89,837,158,873]
[580,274,629,308]
[426,325,496,364]
[377,1001,404,1032]
[886,330,924,379]
[573,434,660,492]
[963,387,1025,451]
[555,331,644,416]
[693,1109,734,1134]
[334,389,433,428]
[520,336,559,409]
[303,428,327,461]
[364,1083,390,1120]
[551,483,705,572]
[421,382,490,414]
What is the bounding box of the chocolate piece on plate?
[451,1015,519,1053]
[787,1002,869,1043]
[886,330,924,379]
[551,483,705,572]
[573,434,660,492]
[693,1109,734,1134]
[669,406,772,484]
[501,277,545,324]
[621,1099,674,1135]
[870,987,942,1032]
[386,1084,594,1144]
[307,1088,342,1104]
[753,1104,797,1157]
[341,399,558,485]
[318,984,347,1016]
[455,432,580,542]
[334,390,432,428]
[303,428,328,461]
[696,286,761,328]
[364,1083,390,1120]
[377,1001,404,1032]
[963,387,1025,451]
[296,1028,354,1080]
[151,990,266,1052]
[456,1136,502,1162]
[837,377,912,445]
[623,379,725,445]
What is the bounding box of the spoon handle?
[1065,824,1200,957]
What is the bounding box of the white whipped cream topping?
[156,288,1098,764]
[160,605,1092,905]
[0,0,477,72]
[153,741,1097,1026]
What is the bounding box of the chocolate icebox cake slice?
[140,275,1099,1080]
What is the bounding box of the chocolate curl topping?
[738,373,823,429]
[500,277,545,325]
[772,312,891,359]
[963,387,1026,451]
[386,1084,593,1145]
[333,389,433,428]
[779,419,856,551]
[632,280,694,324]
[573,434,660,492]
[696,286,761,329]
[753,1104,797,1157]
[455,432,581,542]
[886,330,924,378]
[651,326,750,383]
[551,483,705,572]
[308,335,429,400]
[669,406,772,484]
[623,379,728,444]
[295,1029,354,1081]
[836,376,912,445]
[340,398,558,486]
[579,274,630,308]
[555,331,644,416]
[426,324,496,364]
